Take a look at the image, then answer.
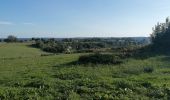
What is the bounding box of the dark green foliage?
[42,44,65,53]
[78,53,123,64]
[4,35,18,43]
[151,17,170,51]
[141,82,152,88]
[32,39,65,53]
[143,67,154,73]
[32,37,148,53]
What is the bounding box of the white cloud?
[0,21,14,25]
[23,22,35,25]
[0,21,36,27]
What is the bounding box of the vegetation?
[33,39,65,53]
[4,35,18,43]
[143,67,154,73]
[151,17,170,52]
[78,53,123,64]
[0,17,170,99]
[0,43,49,58]
[32,37,149,53]
[0,41,169,99]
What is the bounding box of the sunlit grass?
[0,43,170,99]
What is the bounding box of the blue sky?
[0,0,170,38]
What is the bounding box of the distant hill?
[0,37,151,45]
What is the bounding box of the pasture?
[0,43,170,99]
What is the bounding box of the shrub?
[4,35,18,43]
[141,82,152,88]
[78,53,123,65]
[143,67,154,73]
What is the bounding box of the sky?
[0,0,170,38]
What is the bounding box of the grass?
[0,43,49,58]
[0,43,170,99]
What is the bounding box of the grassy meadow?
[0,43,170,99]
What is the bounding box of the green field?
[0,43,49,58]
[0,43,170,99]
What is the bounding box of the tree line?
[0,35,149,53]
[31,37,148,53]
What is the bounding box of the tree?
[151,17,170,51]
[4,35,18,43]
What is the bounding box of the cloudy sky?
[0,0,170,38]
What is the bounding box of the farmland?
[0,43,170,99]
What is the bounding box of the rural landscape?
[0,18,170,99]
[1,0,170,100]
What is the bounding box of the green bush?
[4,35,18,43]
[78,53,123,65]
[140,82,152,88]
[143,67,154,73]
